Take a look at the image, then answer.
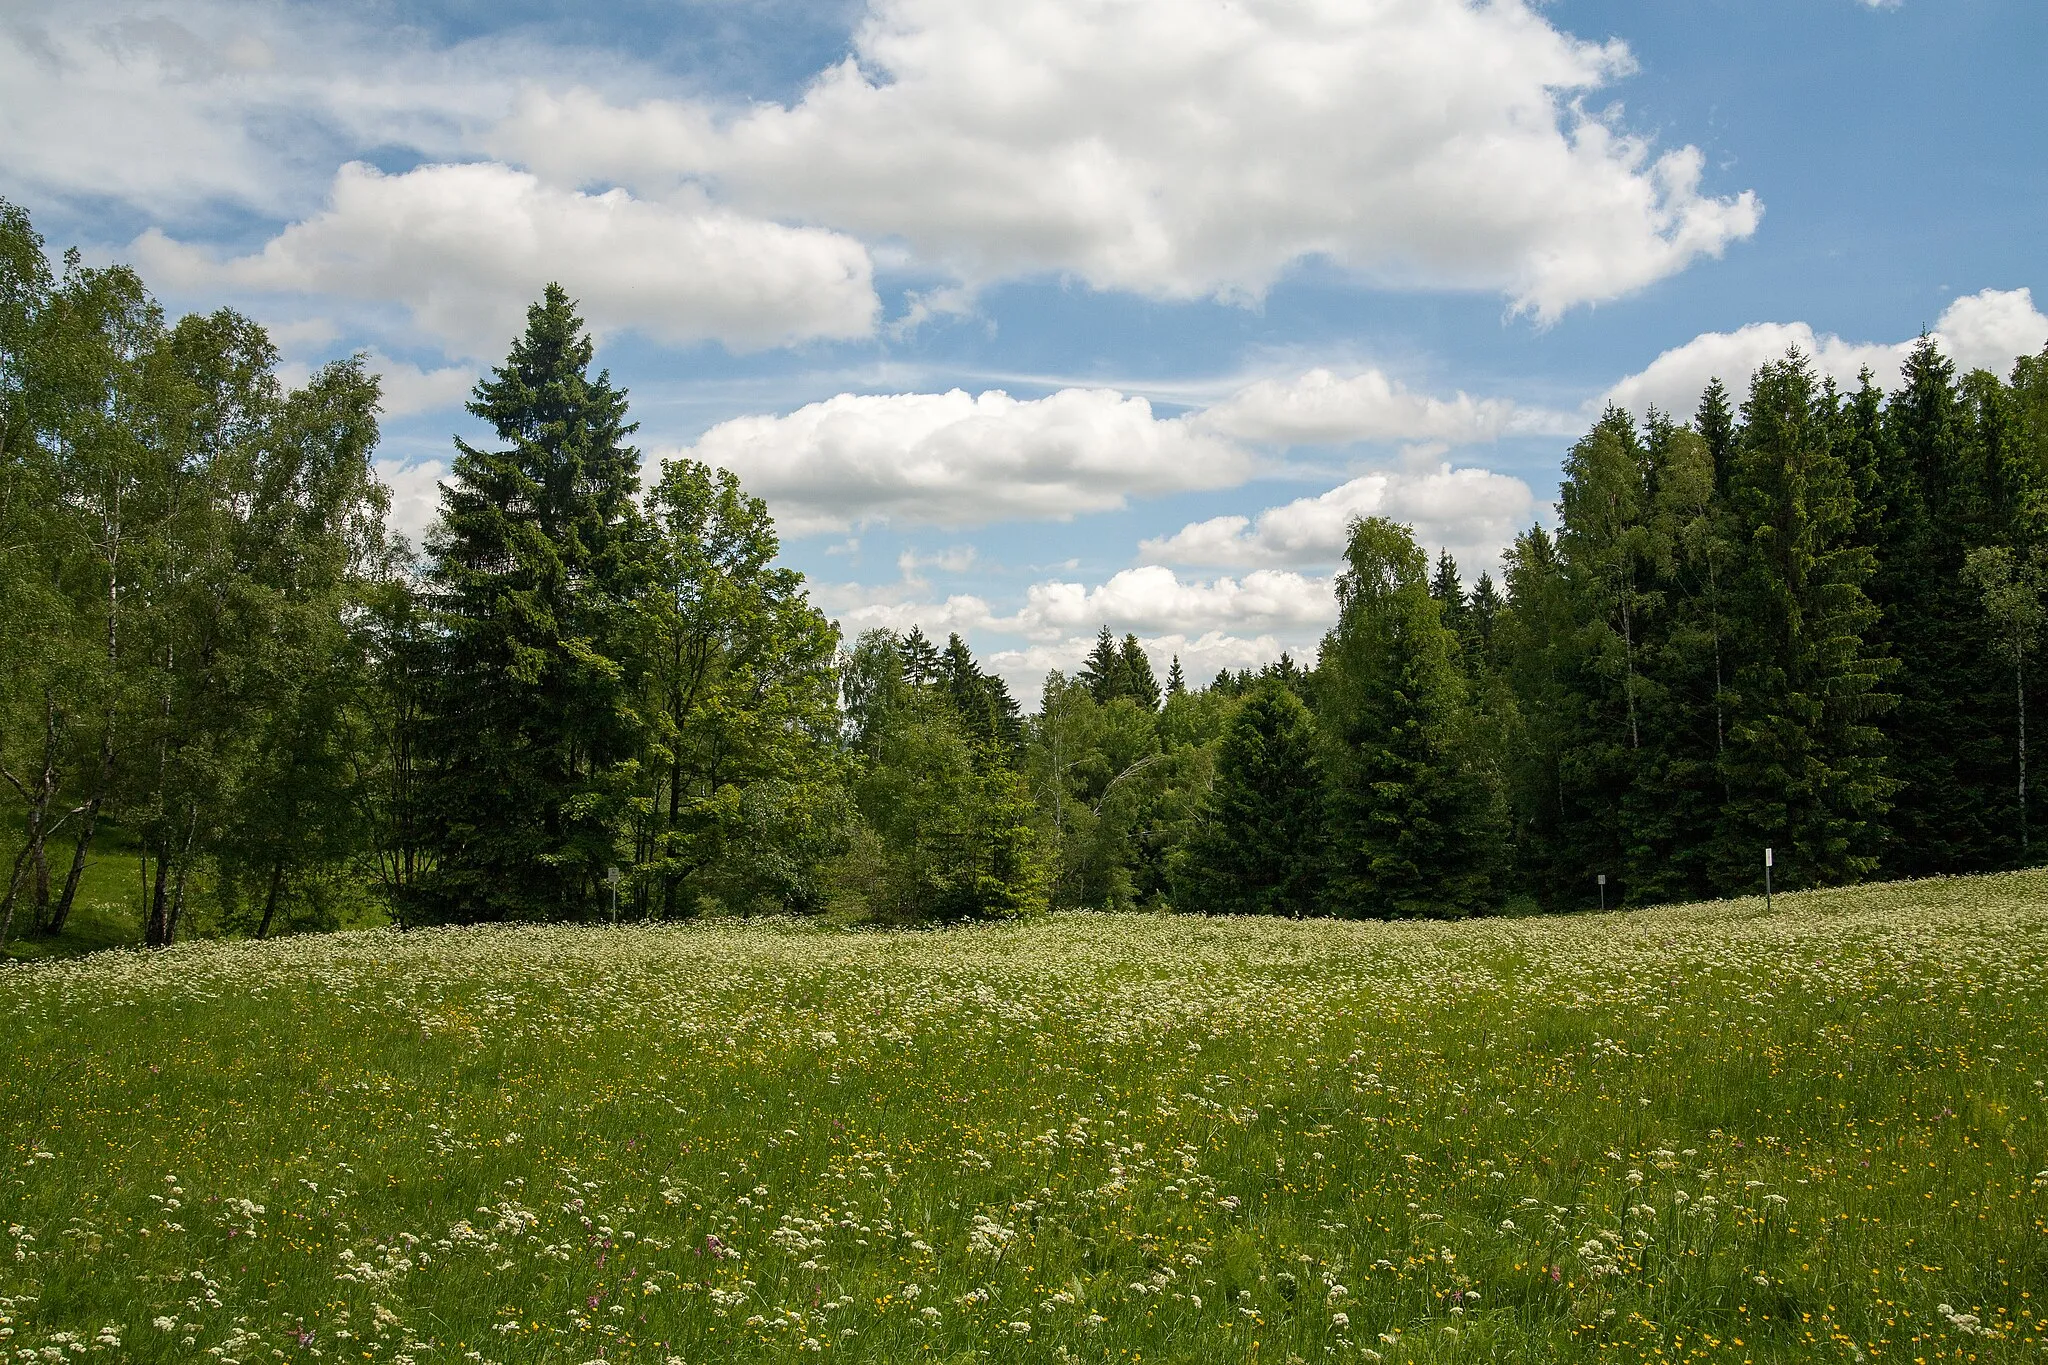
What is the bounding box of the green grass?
[0,831,150,963]
[2,875,2045,1363]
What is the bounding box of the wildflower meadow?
[3,873,2045,1364]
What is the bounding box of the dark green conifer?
[1430,550,1468,641]
[1080,625,1127,703]
[1318,518,1501,917]
[1713,350,1895,890]
[1696,377,1736,493]
[1172,684,1324,916]
[1120,633,1161,710]
[900,626,942,686]
[1866,340,2016,873]
[417,285,649,921]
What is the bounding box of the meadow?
[2,875,2044,1364]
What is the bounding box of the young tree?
[415,286,650,922]
[1172,684,1323,916]
[1165,655,1186,697]
[1961,546,2046,857]
[1025,673,1164,909]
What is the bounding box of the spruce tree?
[1546,407,1659,902]
[1696,377,1736,494]
[937,631,1024,760]
[1430,550,1468,640]
[1080,625,1127,703]
[1172,684,1323,916]
[1165,655,1186,697]
[899,626,942,686]
[1868,340,2013,873]
[1119,633,1161,710]
[1713,351,1894,890]
[1466,572,1502,665]
[417,285,650,921]
[1627,412,1727,902]
[1496,525,1580,901]
[1318,517,1501,917]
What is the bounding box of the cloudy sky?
[6,0,2044,694]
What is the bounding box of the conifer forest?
[6,196,2048,948]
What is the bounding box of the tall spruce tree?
[1496,525,1582,902]
[1867,340,2014,873]
[416,286,649,921]
[1713,351,1894,890]
[1541,408,1660,902]
[1319,517,1501,917]
[1627,410,1730,903]
[1173,684,1323,916]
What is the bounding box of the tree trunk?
[2019,656,2029,860]
[166,805,199,944]
[30,835,49,925]
[48,720,117,935]
[145,845,174,948]
[0,844,32,956]
[47,797,103,936]
[256,857,286,940]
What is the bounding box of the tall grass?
[2,873,2044,1362]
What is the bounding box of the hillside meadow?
[2,875,2045,1364]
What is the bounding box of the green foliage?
[0,197,394,951]
[414,285,649,922]
[636,457,847,916]
[1711,352,1895,890]
[1077,625,1162,710]
[15,187,2048,942]
[1172,684,1324,916]
[840,631,1045,920]
[1320,517,1502,917]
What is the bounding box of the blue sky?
[4,0,2043,695]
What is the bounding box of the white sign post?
[1597,872,1607,913]
[607,866,623,924]
[1764,847,1773,912]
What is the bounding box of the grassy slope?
[1,831,147,963]
[1,875,2044,1364]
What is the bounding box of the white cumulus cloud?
[0,0,540,216]
[134,162,879,358]
[1194,367,1532,446]
[1142,466,1536,573]
[1604,286,2048,418]
[366,352,476,419]
[1006,566,1333,642]
[496,0,1761,318]
[681,387,1252,535]
[373,457,449,548]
